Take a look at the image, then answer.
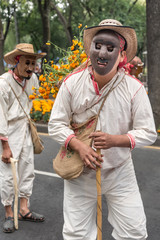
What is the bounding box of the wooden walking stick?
[96,148,102,240]
[10,158,19,230]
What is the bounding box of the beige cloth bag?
[53,115,97,179]
[53,74,123,180]
[9,84,44,154]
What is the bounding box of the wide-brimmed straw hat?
[83,19,137,63]
[4,43,47,65]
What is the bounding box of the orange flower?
[71,46,74,51]
[54,65,59,70]
[78,23,82,29]
[29,95,36,100]
[73,50,79,55]
[39,87,45,94]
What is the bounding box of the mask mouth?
[97,58,108,66]
[26,70,33,74]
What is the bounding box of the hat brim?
[4,49,47,65]
[83,25,137,63]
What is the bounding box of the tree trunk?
[37,0,51,60]
[0,16,5,74]
[146,0,160,129]
[14,10,20,44]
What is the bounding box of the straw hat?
[83,19,137,63]
[4,43,47,65]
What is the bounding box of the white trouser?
[63,159,147,240]
[0,129,35,206]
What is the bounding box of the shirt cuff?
[65,134,76,149]
[0,136,8,141]
[126,133,135,150]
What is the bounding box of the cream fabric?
[63,160,147,240]
[48,67,157,170]
[0,72,39,205]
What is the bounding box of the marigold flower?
[29,95,36,100]
[78,24,82,29]
[54,65,59,70]
[80,53,87,59]
[72,39,78,45]
[73,50,79,55]
[39,87,45,94]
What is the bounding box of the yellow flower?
[71,45,74,51]
[46,42,51,45]
[54,65,59,70]
[80,53,87,59]
[29,95,36,100]
[72,39,78,46]
[78,23,82,29]
[73,50,79,55]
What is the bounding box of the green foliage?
[2,0,146,61]
[30,110,43,122]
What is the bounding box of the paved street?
[0,133,160,240]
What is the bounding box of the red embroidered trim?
[131,85,143,102]
[0,136,8,141]
[126,73,143,85]
[65,134,76,149]
[8,70,27,90]
[64,68,86,83]
[127,133,135,150]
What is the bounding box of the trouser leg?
[18,130,35,203]
[0,161,14,206]
[63,175,97,240]
[103,160,147,240]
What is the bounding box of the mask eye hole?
[25,60,30,65]
[107,45,114,52]
[95,43,101,49]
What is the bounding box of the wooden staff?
[96,148,102,240]
[10,158,19,230]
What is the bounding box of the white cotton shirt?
[0,72,39,156]
[48,67,157,170]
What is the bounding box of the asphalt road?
[0,133,160,240]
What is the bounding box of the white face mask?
[16,55,36,80]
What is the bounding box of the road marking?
[34,169,61,178]
[143,146,160,150]
[38,132,49,136]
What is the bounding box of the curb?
[153,136,160,147]
[36,123,160,147]
[36,123,48,134]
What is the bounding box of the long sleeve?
[48,81,75,145]
[127,85,157,148]
[0,84,9,139]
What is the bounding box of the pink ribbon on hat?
[15,55,22,61]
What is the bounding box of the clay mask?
[89,30,120,75]
[16,55,36,79]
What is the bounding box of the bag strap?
[94,73,125,131]
[8,83,30,121]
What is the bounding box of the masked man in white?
[0,43,46,233]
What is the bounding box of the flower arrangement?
[29,24,88,122]
[30,99,54,123]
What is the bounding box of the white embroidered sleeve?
[127,85,157,148]
[48,81,75,145]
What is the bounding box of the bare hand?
[89,131,114,149]
[77,142,103,170]
[1,141,13,164]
